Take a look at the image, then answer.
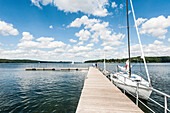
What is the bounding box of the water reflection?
[0,63,169,113]
[0,63,88,112]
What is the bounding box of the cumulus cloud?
[168,38,170,42]
[0,20,19,36]
[39,40,66,48]
[49,25,53,29]
[111,2,117,8]
[136,18,147,26]
[144,44,170,56]
[31,0,109,17]
[36,37,54,42]
[86,43,94,47]
[18,41,39,48]
[31,0,42,8]
[69,39,77,43]
[77,41,84,46]
[68,45,92,52]
[69,15,125,46]
[68,15,100,28]
[153,40,163,45]
[20,32,34,41]
[130,41,170,57]
[140,15,170,39]
[104,46,117,50]
[18,32,66,49]
[101,33,125,46]
[53,48,65,52]
[75,29,91,41]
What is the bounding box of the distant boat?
[110,0,152,100]
[71,61,74,64]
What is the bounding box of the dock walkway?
[76,67,143,113]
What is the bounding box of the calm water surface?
[0,63,169,113]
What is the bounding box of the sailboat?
[110,0,152,100]
[71,61,74,64]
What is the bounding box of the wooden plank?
[76,67,143,113]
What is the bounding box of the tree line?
[0,59,71,63]
[84,56,170,63]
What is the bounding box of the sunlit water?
[0,63,169,113]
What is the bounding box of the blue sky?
[0,0,170,61]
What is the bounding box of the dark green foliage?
[84,56,170,63]
[0,59,71,63]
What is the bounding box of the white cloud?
[86,43,94,47]
[36,37,54,42]
[69,39,77,43]
[66,44,71,50]
[131,44,140,54]
[90,22,109,32]
[53,48,65,52]
[2,49,25,54]
[68,15,100,28]
[68,45,92,52]
[77,41,84,45]
[130,41,170,57]
[31,0,42,8]
[140,15,170,39]
[75,29,91,41]
[18,32,66,49]
[49,25,53,29]
[120,4,123,9]
[20,32,34,41]
[102,40,124,46]
[31,0,109,17]
[69,15,125,46]
[101,33,125,46]
[168,38,170,42]
[39,41,66,48]
[18,41,39,48]
[144,44,170,56]
[128,10,131,14]
[104,46,116,50]
[111,2,117,8]
[0,21,19,36]
[136,18,147,26]
[153,40,163,45]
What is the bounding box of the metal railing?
[109,71,170,113]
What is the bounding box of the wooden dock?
[76,67,143,113]
[25,68,88,71]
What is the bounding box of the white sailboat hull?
[111,73,152,100]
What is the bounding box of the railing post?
[165,96,167,113]
[136,83,139,106]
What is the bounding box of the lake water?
[0,63,169,113]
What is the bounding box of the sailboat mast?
[129,0,151,86]
[126,0,131,77]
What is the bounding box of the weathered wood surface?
[76,67,143,113]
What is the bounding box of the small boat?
[71,61,74,64]
[110,0,152,100]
